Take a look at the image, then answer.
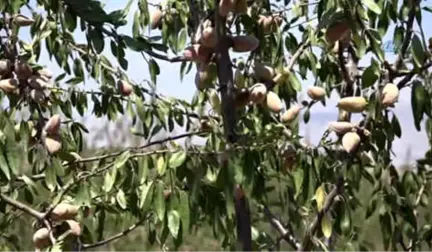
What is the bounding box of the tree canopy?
[1,0,432,251]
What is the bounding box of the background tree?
[1,0,432,251]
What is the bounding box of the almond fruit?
[258,15,273,33]
[307,86,326,100]
[14,61,33,79]
[28,75,48,89]
[235,0,248,13]
[50,203,79,221]
[328,121,354,134]
[381,83,399,107]
[0,78,18,93]
[235,88,250,108]
[195,64,215,90]
[183,44,212,63]
[30,89,45,103]
[342,132,361,153]
[13,14,34,27]
[326,22,351,44]
[232,35,259,52]
[281,105,302,123]
[201,26,217,48]
[219,0,235,17]
[43,115,61,135]
[337,96,367,113]
[118,80,133,96]
[254,62,275,81]
[150,9,163,29]
[44,134,62,154]
[37,68,53,79]
[248,83,267,103]
[266,91,283,113]
[33,228,51,249]
[66,220,82,236]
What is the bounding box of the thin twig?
[397,61,432,89]
[298,176,345,251]
[65,131,205,166]
[263,206,300,250]
[82,214,152,249]
[285,39,310,72]
[0,193,44,220]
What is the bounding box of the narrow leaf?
[321,214,332,238]
[363,0,382,14]
[168,210,180,238]
[168,151,187,168]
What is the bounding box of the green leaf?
[177,28,187,51]
[103,169,117,192]
[392,115,402,138]
[411,81,426,131]
[362,65,379,88]
[168,210,180,238]
[293,168,304,199]
[363,0,382,15]
[157,155,166,175]
[89,28,104,54]
[116,189,127,209]
[0,149,9,181]
[178,191,190,234]
[45,166,57,192]
[315,184,326,211]
[149,59,160,84]
[411,34,425,67]
[73,58,84,78]
[122,35,150,51]
[115,151,130,169]
[423,6,432,13]
[132,11,141,37]
[288,72,302,91]
[341,203,352,235]
[168,151,186,168]
[139,180,154,209]
[321,214,332,238]
[155,181,166,221]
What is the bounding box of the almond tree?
[1,0,432,251]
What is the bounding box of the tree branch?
[0,193,44,220]
[285,39,310,73]
[298,176,344,251]
[396,61,432,89]
[81,214,152,250]
[263,206,300,250]
[65,131,205,166]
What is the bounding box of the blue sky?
[19,0,432,166]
